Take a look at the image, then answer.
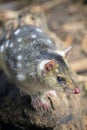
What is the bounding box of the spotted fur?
[0,25,80,110]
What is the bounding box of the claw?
[31,96,50,111]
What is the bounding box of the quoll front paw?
[46,90,57,97]
[31,96,50,111]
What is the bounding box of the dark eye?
[57,76,66,84]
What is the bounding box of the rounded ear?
[44,59,56,69]
[43,59,56,76]
[57,46,72,59]
[38,59,56,76]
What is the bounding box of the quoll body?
[0,25,80,110]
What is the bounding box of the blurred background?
[0,0,87,130]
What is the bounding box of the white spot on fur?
[17,63,22,68]
[14,29,20,35]
[17,74,26,81]
[18,38,22,42]
[9,43,14,48]
[17,55,22,60]
[30,72,34,76]
[31,34,37,38]
[36,28,43,33]
[5,40,9,47]
[47,39,52,43]
[0,45,4,52]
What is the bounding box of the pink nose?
[72,88,80,94]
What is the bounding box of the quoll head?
[38,46,80,94]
